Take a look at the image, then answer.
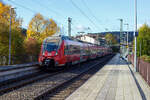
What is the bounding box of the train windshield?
[44,44,58,52]
[43,38,60,52]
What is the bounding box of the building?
[76,35,99,45]
[88,31,134,43]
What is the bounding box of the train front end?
[38,37,60,69]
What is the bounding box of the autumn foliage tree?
[105,33,119,52]
[25,13,60,56]
[27,13,60,42]
[27,13,45,41]
[24,38,40,56]
[0,2,24,57]
[105,33,117,46]
[40,19,60,41]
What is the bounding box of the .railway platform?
[66,54,150,100]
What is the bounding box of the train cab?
[39,36,62,69]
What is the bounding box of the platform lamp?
[124,23,129,56]
[8,7,16,65]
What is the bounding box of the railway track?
[35,54,114,100]
[0,62,39,72]
[0,54,115,100]
[0,64,46,95]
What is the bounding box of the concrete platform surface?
[66,54,150,100]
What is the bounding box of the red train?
[38,35,112,69]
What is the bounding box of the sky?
[2,0,150,36]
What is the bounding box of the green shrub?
[141,55,150,63]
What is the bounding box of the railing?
[0,55,39,66]
[128,55,150,86]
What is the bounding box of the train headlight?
[55,52,58,56]
[42,52,45,56]
[48,53,51,56]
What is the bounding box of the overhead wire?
[8,0,38,13]
[7,0,66,31]
[82,0,102,26]
[30,0,65,19]
[8,0,98,35]
[70,0,100,31]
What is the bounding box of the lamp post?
[124,23,129,55]
[118,19,123,57]
[68,17,72,37]
[8,7,15,65]
[134,0,138,72]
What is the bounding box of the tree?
[40,19,60,41]
[27,13,60,42]
[27,13,45,40]
[105,33,119,52]
[0,2,24,57]
[105,33,117,46]
[24,38,40,56]
[137,24,150,56]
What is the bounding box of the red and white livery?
[38,35,112,69]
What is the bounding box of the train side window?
[69,45,72,55]
[68,44,73,55]
[64,43,69,55]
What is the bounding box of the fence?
[128,55,150,86]
[0,55,39,66]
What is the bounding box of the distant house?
[76,35,99,45]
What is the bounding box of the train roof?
[61,36,94,45]
[43,35,108,47]
[43,36,61,43]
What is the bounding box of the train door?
[64,41,72,63]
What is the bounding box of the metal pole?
[123,32,125,56]
[68,17,72,37]
[125,23,129,55]
[8,8,12,65]
[134,0,137,72]
[119,19,123,57]
[127,25,129,47]
[127,24,129,55]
